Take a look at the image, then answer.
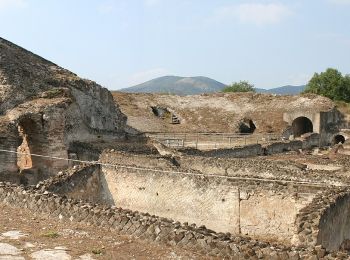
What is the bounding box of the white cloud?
[328,0,350,4]
[0,0,26,10]
[97,1,116,14]
[215,3,292,26]
[144,0,161,6]
[287,73,312,86]
[127,68,170,86]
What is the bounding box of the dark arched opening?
[17,117,48,184]
[238,118,256,134]
[292,117,313,137]
[151,106,170,118]
[332,134,345,145]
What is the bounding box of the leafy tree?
[303,68,350,102]
[222,81,255,93]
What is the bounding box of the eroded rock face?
[0,37,127,182]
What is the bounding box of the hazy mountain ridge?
[255,85,306,95]
[121,76,306,95]
[120,76,226,95]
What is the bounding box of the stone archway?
[238,118,256,134]
[17,124,33,170]
[16,117,50,183]
[332,134,345,145]
[292,117,313,137]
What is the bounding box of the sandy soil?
[0,203,214,260]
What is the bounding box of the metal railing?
[146,132,283,150]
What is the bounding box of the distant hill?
[120,76,226,95]
[120,75,306,95]
[256,85,306,95]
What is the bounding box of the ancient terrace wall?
[95,151,343,245]
[112,92,342,142]
[0,37,127,182]
[2,181,347,259]
[293,188,350,252]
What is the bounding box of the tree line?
[223,68,350,103]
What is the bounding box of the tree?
[222,81,255,93]
[303,68,350,102]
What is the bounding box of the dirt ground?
[0,203,215,260]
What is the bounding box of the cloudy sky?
[1,0,349,89]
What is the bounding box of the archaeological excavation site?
[2,37,350,259]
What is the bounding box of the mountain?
[121,75,306,96]
[256,85,306,95]
[120,76,226,95]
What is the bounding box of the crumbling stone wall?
[179,139,318,158]
[180,144,264,158]
[101,166,241,235]
[283,108,342,146]
[99,151,325,244]
[39,164,102,203]
[295,188,350,251]
[0,37,127,180]
[1,181,346,259]
[0,121,21,182]
[239,191,314,243]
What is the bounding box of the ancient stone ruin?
[1,37,350,259]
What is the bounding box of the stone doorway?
[292,117,313,137]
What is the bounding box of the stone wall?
[0,37,127,181]
[239,191,313,243]
[0,122,21,181]
[98,155,322,244]
[41,164,102,203]
[264,140,302,155]
[319,109,344,146]
[101,166,241,235]
[295,188,350,251]
[180,144,264,158]
[1,181,346,259]
[179,139,318,158]
[283,109,343,146]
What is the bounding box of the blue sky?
[1,0,349,90]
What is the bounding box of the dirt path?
[0,203,214,260]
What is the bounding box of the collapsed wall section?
[317,193,350,251]
[295,188,350,251]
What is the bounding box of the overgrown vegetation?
[92,248,103,255]
[222,81,255,93]
[42,230,59,238]
[303,68,350,102]
[335,100,350,115]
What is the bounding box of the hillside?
[121,75,306,96]
[112,91,334,133]
[120,76,226,95]
[256,85,306,95]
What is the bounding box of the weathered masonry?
[46,158,350,251]
[99,166,319,244]
[50,150,349,246]
[283,108,343,146]
[0,37,127,183]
